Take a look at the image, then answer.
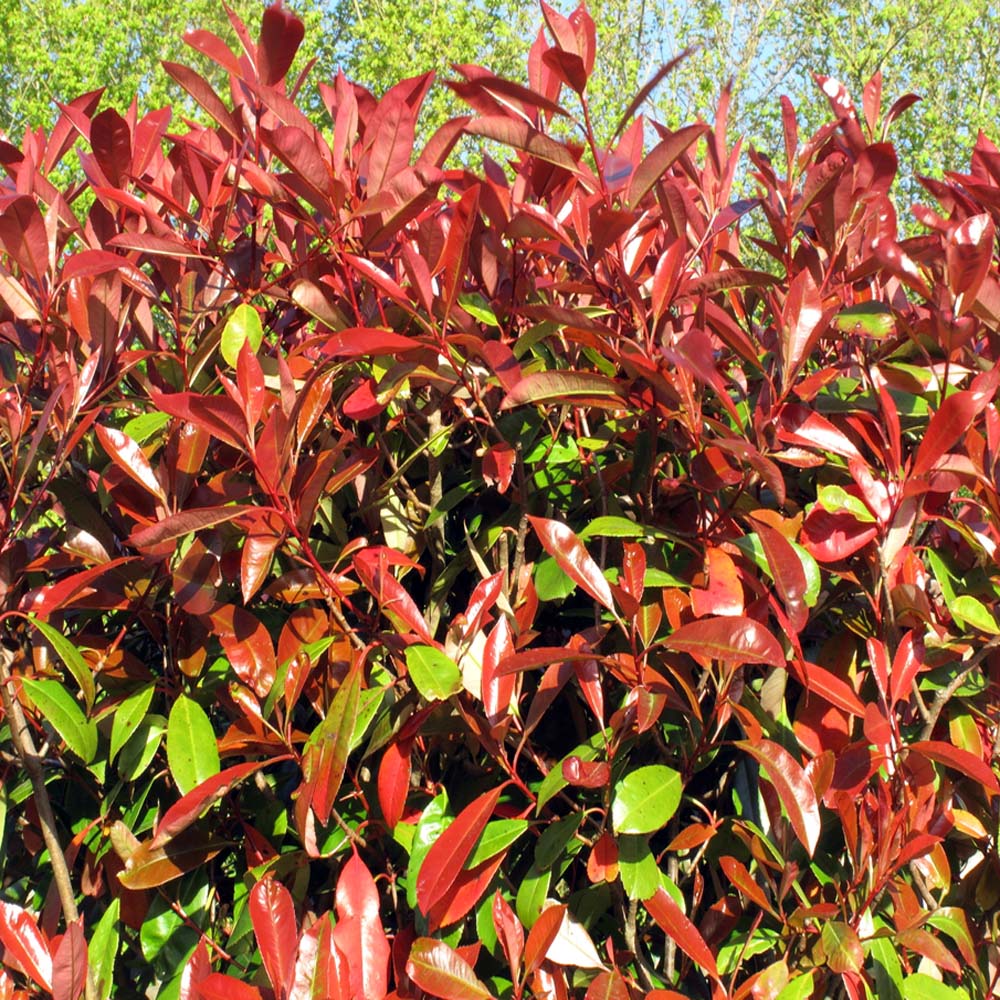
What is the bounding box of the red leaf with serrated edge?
[130,506,259,550]
[523,905,569,977]
[912,368,999,479]
[0,902,51,990]
[664,616,784,667]
[528,516,615,612]
[211,604,277,698]
[353,549,433,643]
[335,853,390,1000]
[257,0,305,86]
[909,741,1000,794]
[643,887,719,980]
[250,877,298,1000]
[406,938,494,1000]
[482,615,515,723]
[195,974,264,1000]
[690,548,744,618]
[50,921,86,1000]
[377,737,411,830]
[492,892,523,982]
[152,759,285,849]
[96,424,166,504]
[737,740,821,855]
[417,786,503,918]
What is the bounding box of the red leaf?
[523,904,566,978]
[946,213,995,302]
[909,740,1000,795]
[353,549,433,643]
[320,328,423,358]
[781,269,825,388]
[211,605,277,698]
[130,506,259,550]
[377,738,411,830]
[196,974,264,1000]
[335,853,390,1000]
[416,787,503,919]
[118,829,229,890]
[406,938,494,1000]
[889,632,925,708]
[429,853,508,930]
[152,760,281,849]
[162,62,239,137]
[585,971,629,1000]
[0,196,49,283]
[528,516,616,613]
[50,921,87,1000]
[437,185,479,315]
[664,616,784,668]
[465,116,579,172]
[736,740,821,855]
[0,902,52,991]
[755,522,808,632]
[719,856,773,915]
[643,887,719,980]
[690,548,744,618]
[501,371,626,411]
[800,508,877,562]
[257,0,305,85]
[90,108,131,188]
[482,615,515,723]
[911,368,999,478]
[800,660,865,718]
[492,891,523,981]
[250,877,299,999]
[775,404,863,462]
[627,124,708,208]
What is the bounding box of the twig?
[919,635,1000,741]
[0,645,96,1000]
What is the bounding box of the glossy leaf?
[250,877,299,999]
[405,645,463,701]
[406,938,494,1000]
[611,765,682,834]
[0,902,52,991]
[118,829,228,890]
[528,516,615,612]
[664,616,784,667]
[166,695,220,795]
[20,678,97,764]
[643,887,719,980]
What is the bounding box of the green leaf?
[579,516,669,540]
[832,302,894,338]
[900,974,964,1000]
[775,972,815,1000]
[21,677,97,763]
[123,410,170,444]
[817,484,876,522]
[405,645,463,701]
[458,293,499,327]
[166,696,220,795]
[406,791,449,911]
[220,303,264,367]
[118,715,165,783]
[821,920,862,974]
[467,819,528,868]
[88,898,120,1000]
[110,684,156,764]
[515,864,550,928]
[950,595,999,634]
[534,556,576,602]
[612,765,682,834]
[617,834,661,900]
[867,929,903,1000]
[28,616,95,711]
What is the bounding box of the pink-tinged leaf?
[149,388,247,450]
[909,741,1000,795]
[250,877,299,999]
[211,605,277,697]
[363,94,416,197]
[736,740,821,855]
[781,269,826,388]
[430,854,508,930]
[107,231,211,260]
[0,903,51,991]
[690,548,744,618]
[438,185,479,315]
[320,328,422,358]
[500,371,625,411]
[417,787,503,920]
[465,116,579,172]
[335,853,390,1000]
[0,262,40,320]
[130,506,258,549]
[152,760,281,849]
[301,662,362,824]
[492,891,523,981]
[627,124,708,208]
[195,974,264,1000]
[406,938,493,1000]
[528,516,615,613]
[179,941,212,1000]
[183,28,241,75]
[889,632,925,707]
[96,424,166,504]
[800,661,865,717]
[664,616,783,668]
[800,508,877,562]
[0,196,49,283]
[946,212,995,303]
[522,905,566,978]
[257,0,305,85]
[585,971,629,1000]
[24,556,133,617]
[287,917,323,1000]
[911,368,999,478]
[643,887,719,980]
[52,922,88,1000]
[60,249,136,284]
[612,50,693,139]
[482,443,516,494]
[821,922,863,975]
[755,522,808,631]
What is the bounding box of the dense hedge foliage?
[0,3,998,999]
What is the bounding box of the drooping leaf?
[20,678,97,764]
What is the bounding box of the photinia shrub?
[0,3,998,999]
